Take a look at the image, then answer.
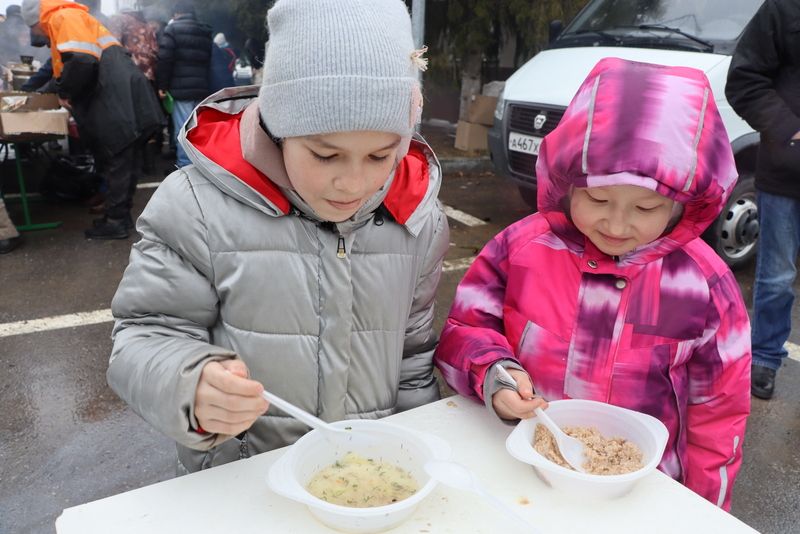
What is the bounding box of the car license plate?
[508,132,543,156]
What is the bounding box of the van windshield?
[556,0,763,54]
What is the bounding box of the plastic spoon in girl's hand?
[260,389,350,435]
[260,389,379,445]
[493,364,587,473]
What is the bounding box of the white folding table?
[56,396,758,533]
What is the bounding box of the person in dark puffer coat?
[155,0,211,168]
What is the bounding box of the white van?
[489,0,763,268]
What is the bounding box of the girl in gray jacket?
[107,0,450,473]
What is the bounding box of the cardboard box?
[482,80,505,98]
[0,92,69,138]
[455,120,489,151]
[0,91,60,110]
[467,95,498,126]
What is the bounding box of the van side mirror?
[549,20,564,43]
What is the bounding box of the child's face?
[282,131,402,223]
[570,185,675,256]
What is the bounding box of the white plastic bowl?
[267,419,451,533]
[506,399,668,499]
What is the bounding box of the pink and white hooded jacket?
[435,58,751,510]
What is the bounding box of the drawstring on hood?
[537,58,738,261]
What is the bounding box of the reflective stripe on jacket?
[37,0,119,77]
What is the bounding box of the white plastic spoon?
[424,460,543,534]
[532,406,588,473]
[260,389,351,436]
[493,364,587,473]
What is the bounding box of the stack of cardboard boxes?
[454,94,498,151]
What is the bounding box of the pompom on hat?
[258,0,426,141]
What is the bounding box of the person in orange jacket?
[21,0,163,239]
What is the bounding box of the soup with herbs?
[306,452,419,507]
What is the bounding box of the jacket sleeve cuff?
[481,359,528,426]
[184,353,239,441]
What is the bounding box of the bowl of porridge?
[267,418,450,533]
[505,399,668,499]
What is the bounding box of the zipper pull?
[336,235,347,259]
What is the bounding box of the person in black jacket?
[726,0,800,400]
[156,0,212,168]
[22,0,164,240]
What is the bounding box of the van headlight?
[494,89,506,121]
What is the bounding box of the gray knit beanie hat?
[21,0,40,26]
[259,0,425,139]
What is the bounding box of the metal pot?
[7,62,35,91]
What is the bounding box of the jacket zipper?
[316,219,347,259]
[605,284,627,401]
[336,235,347,259]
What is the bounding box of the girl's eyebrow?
[636,194,667,203]
[308,137,401,152]
[378,139,402,151]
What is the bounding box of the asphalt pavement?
[1,132,799,534]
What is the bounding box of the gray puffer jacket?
[107,87,450,472]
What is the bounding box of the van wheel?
[518,185,538,210]
[704,174,758,270]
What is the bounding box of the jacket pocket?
[516,320,570,400]
[764,136,800,173]
[610,342,679,408]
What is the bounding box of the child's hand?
[194,359,269,436]
[491,369,548,420]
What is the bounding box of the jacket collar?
[172,13,197,22]
[182,88,441,236]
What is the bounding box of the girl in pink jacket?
[435,58,751,510]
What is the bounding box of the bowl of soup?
[505,399,669,500]
[267,419,450,533]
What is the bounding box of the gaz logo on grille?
[533,113,547,130]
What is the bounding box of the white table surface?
[56,397,759,533]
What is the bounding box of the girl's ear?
[396,135,411,163]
